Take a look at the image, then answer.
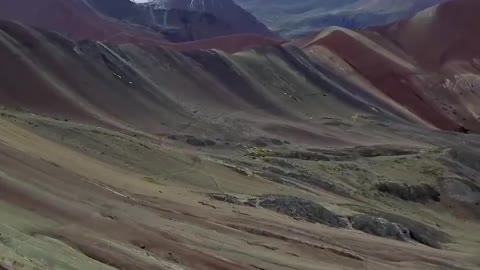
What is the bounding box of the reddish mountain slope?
[304,28,459,131]
[300,0,480,133]
[379,0,480,68]
[0,0,165,43]
[0,0,478,134]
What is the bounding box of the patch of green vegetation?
[0,204,116,270]
[247,147,272,157]
[0,234,116,270]
[265,148,447,202]
[142,176,166,186]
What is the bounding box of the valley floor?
[0,109,479,270]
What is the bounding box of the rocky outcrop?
[351,215,411,241]
[351,213,448,248]
[167,134,216,147]
[257,195,347,228]
[210,193,448,248]
[209,194,346,227]
[376,182,441,202]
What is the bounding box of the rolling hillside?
[299,0,480,133]
[0,0,479,270]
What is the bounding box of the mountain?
[144,0,274,36]
[235,0,449,37]
[298,0,480,133]
[378,0,480,68]
[0,0,274,42]
[0,0,166,42]
[84,0,275,41]
[0,19,397,133]
[0,0,479,270]
[0,0,281,53]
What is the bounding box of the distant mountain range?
[0,0,274,43]
[0,0,447,41]
[235,0,449,37]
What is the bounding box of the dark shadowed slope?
[84,0,274,41]
[299,0,480,133]
[143,0,274,37]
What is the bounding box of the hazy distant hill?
[235,0,448,37]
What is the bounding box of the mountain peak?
[137,0,275,38]
[145,0,233,10]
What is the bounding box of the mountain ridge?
[235,0,449,37]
